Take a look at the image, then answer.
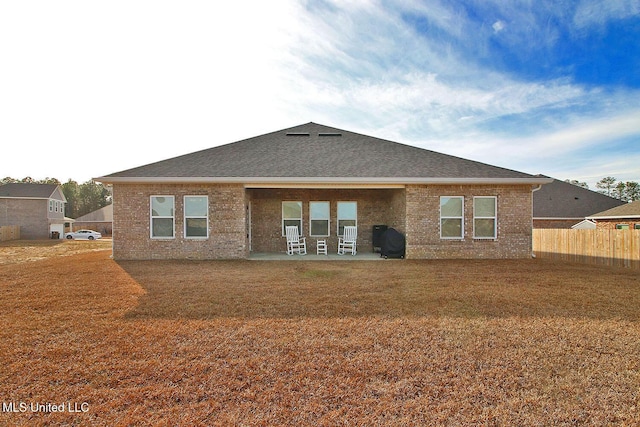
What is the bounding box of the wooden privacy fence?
[0,225,20,242]
[533,229,640,269]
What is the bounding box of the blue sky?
[1,0,639,189]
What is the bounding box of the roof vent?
[318,133,342,137]
[286,132,310,136]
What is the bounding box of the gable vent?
[286,132,310,136]
[318,132,342,137]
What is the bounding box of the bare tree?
[564,179,589,189]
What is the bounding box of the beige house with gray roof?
[0,183,67,239]
[97,122,551,260]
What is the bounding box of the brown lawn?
[0,243,639,426]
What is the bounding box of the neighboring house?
[571,219,596,230]
[72,204,113,236]
[586,200,640,230]
[96,122,551,260]
[533,177,626,228]
[0,183,67,239]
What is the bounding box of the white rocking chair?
[285,226,307,255]
[338,225,357,255]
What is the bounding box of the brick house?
[586,200,640,230]
[96,123,551,260]
[533,177,626,228]
[0,183,67,239]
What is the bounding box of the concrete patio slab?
[248,252,398,261]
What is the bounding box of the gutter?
[0,196,56,200]
[586,215,640,220]
[534,217,588,221]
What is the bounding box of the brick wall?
[112,183,247,260]
[595,219,640,230]
[112,183,534,260]
[248,188,405,254]
[405,184,533,259]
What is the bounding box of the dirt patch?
[1,250,639,426]
[0,239,111,265]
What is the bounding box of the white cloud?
[574,0,640,28]
[492,20,506,33]
[527,111,640,150]
[287,69,587,142]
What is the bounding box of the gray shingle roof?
[533,177,626,218]
[98,123,546,184]
[0,183,59,199]
[73,204,113,222]
[588,200,640,219]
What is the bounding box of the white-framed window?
[337,201,357,236]
[54,201,58,213]
[49,200,53,212]
[440,196,464,239]
[282,201,302,236]
[184,196,208,238]
[616,224,630,230]
[635,224,640,230]
[60,203,64,216]
[310,201,330,237]
[474,196,497,239]
[150,196,175,238]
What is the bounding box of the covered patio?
[246,187,406,256]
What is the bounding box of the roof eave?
[95,176,553,187]
[0,195,55,200]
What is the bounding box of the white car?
[65,229,102,240]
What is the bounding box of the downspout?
[531,184,543,258]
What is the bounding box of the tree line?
[565,177,640,202]
[1,177,111,219]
